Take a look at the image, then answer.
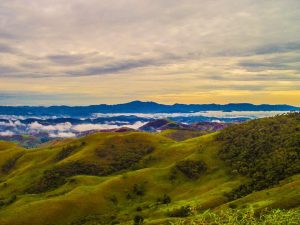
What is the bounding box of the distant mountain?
[138,119,227,132]
[139,119,178,132]
[0,101,299,117]
[139,119,230,141]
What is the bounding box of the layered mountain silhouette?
[0,101,299,116]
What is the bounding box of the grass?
[149,208,300,225]
[158,129,206,141]
[0,127,299,225]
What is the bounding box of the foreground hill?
[0,114,299,224]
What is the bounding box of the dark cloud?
[0,66,20,75]
[65,52,187,76]
[48,54,89,65]
[68,58,159,76]
[0,92,97,106]
[254,42,300,55]
[0,32,17,40]
[200,73,300,82]
[239,54,300,72]
[239,61,285,70]
[0,65,58,78]
[216,42,300,58]
[0,43,16,54]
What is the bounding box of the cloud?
[0,66,20,76]
[29,122,72,131]
[0,0,300,105]
[68,58,159,76]
[0,91,99,105]
[0,120,22,127]
[47,53,99,65]
[0,43,17,54]
[238,61,284,70]
[93,112,287,119]
[254,42,300,55]
[72,123,120,132]
[72,121,146,132]
[196,73,300,82]
[0,131,15,136]
[49,132,76,138]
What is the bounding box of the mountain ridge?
[0,101,299,117]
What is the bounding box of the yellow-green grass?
[0,132,298,225]
[158,129,206,141]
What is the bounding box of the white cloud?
[127,121,146,129]
[72,121,146,132]
[0,120,23,127]
[23,120,146,135]
[0,131,15,136]
[72,123,120,132]
[49,132,76,138]
[93,111,287,119]
[29,122,72,131]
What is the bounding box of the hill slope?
[0,114,299,225]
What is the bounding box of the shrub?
[133,183,146,196]
[169,167,178,181]
[228,203,237,209]
[169,205,194,217]
[0,195,17,208]
[54,144,79,161]
[157,194,171,205]
[175,159,207,179]
[111,220,120,225]
[2,153,23,173]
[27,161,106,193]
[109,195,118,205]
[95,136,155,172]
[133,215,144,225]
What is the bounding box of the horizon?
[0,100,299,108]
[1,1,300,105]
[0,1,300,222]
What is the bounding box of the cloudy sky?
[0,0,300,105]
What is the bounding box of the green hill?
[0,114,299,225]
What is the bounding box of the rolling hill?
[0,113,299,224]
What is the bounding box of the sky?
[0,0,300,106]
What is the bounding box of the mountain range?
[0,101,299,117]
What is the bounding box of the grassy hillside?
[0,114,299,225]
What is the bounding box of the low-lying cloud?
[0,119,147,138]
[0,111,294,140]
[49,132,76,138]
[0,130,15,136]
[29,121,72,132]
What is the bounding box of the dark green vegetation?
[0,113,299,225]
[218,113,300,200]
[1,152,24,173]
[175,160,207,179]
